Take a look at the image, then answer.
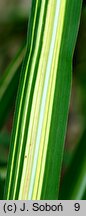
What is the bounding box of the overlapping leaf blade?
[0,44,25,129]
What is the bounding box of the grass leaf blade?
[4,0,82,200]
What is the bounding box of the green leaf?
[0,177,5,200]
[82,189,86,200]
[4,0,82,200]
[0,44,25,129]
[0,131,10,167]
[59,128,86,200]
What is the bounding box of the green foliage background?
[0,0,86,199]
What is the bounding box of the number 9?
[74,203,80,211]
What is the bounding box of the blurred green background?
[0,0,86,199]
